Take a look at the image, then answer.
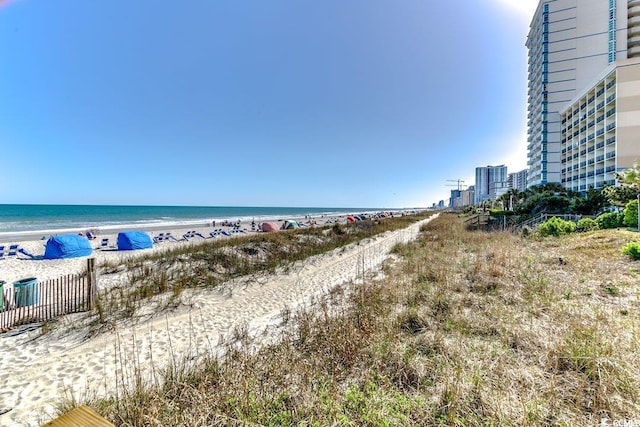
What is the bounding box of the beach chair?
[153,233,165,244]
[18,247,36,259]
[7,244,19,257]
[0,245,5,260]
[182,231,195,240]
[184,231,207,240]
[165,232,181,242]
[98,238,110,249]
[210,229,231,238]
[192,231,206,239]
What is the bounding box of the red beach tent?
[261,222,279,232]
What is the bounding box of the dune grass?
[70,214,640,426]
[92,213,432,329]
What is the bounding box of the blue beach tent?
[44,234,93,259]
[117,231,153,250]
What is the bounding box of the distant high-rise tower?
[526,0,635,188]
[475,165,507,204]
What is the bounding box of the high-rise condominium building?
[508,169,528,193]
[526,0,640,189]
[475,165,507,204]
[461,188,474,206]
[449,189,462,208]
[449,188,475,208]
[560,57,640,191]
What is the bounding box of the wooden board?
[41,405,114,427]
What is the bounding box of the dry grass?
[91,214,431,330]
[67,213,640,426]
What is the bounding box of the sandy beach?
[0,214,347,286]
[0,214,436,426]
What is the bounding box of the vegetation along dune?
[5,209,636,426]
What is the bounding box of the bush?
[538,217,576,237]
[623,199,639,229]
[576,218,599,232]
[622,242,640,260]
[595,212,624,229]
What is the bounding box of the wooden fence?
[0,258,97,331]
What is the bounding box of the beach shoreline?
[0,208,421,243]
[0,205,417,239]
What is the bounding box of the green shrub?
[538,217,576,237]
[595,212,624,229]
[576,217,599,232]
[622,199,639,229]
[622,242,640,260]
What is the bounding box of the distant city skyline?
[1,1,537,208]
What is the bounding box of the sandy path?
[0,215,435,426]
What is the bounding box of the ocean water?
[0,204,381,234]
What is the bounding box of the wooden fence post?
[87,258,96,310]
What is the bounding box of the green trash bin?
[0,280,5,311]
[14,277,39,307]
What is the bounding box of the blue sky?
[0,0,538,208]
